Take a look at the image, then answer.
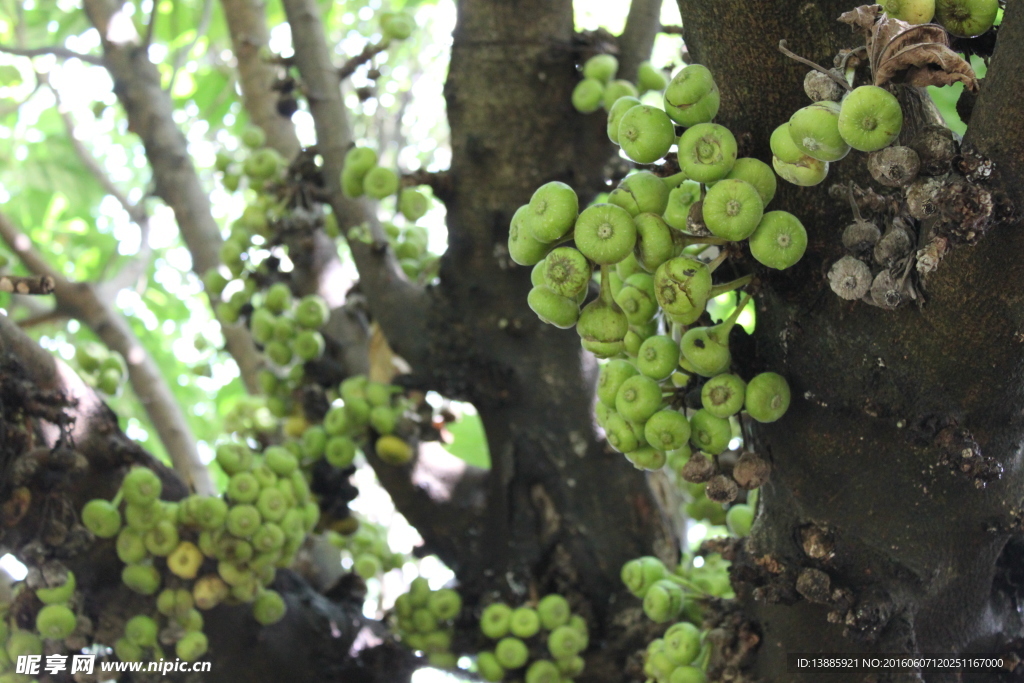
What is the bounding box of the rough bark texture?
[673,0,1024,679]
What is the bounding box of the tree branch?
[0,274,55,295]
[617,0,663,80]
[166,0,213,96]
[0,43,103,65]
[337,40,389,81]
[281,0,429,368]
[0,211,215,495]
[82,0,264,394]
[220,0,302,159]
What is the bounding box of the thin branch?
[281,0,430,369]
[0,275,55,295]
[0,43,104,65]
[778,40,852,91]
[617,0,663,80]
[337,40,389,81]
[0,210,215,495]
[659,25,685,35]
[82,0,264,394]
[401,169,453,203]
[219,0,301,160]
[166,0,213,96]
[15,308,69,329]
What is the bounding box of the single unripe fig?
[36,570,76,605]
[176,631,209,661]
[227,504,261,539]
[789,101,850,161]
[195,496,229,530]
[615,374,663,423]
[495,636,529,669]
[125,614,158,647]
[574,204,636,265]
[243,148,283,181]
[603,411,642,453]
[123,467,162,507]
[769,122,805,164]
[144,519,180,556]
[935,0,997,36]
[241,125,266,149]
[36,604,77,639]
[671,666,708,683]
[602,79,639,111]
[525,659,560,683]
[621,556,667,597]
[597,359,640,407]
[548,624,585,658]
[748,210,808,270]
[678,123,737,183]
[838,86,903,152]
[480,602,513,639]
[614,273,658,326]
[702,179,763,241]
[803,69,846,102]
[664,621,701,666]
[633,213,675,272]
[663,181,701,231]
[664,64,721,126]
[644,409,691,451]
[265,445,298,476]
[609,171,671,217]
[524,182,579,243]
[680,326,730,377]
[867,145,920,187]
[363,167,399,199]
[505,204,552,266]
[643,579,685,622]
[618,105,675,163]
[509,607,541,638]
[637,61,668,92]
[626,446,667,470]
[253,589,286,625]
[82,499,121,538]
[637,335,681,381]
[428,588,462,621]
[689,409,732,454]
[745,372,791,423]
[571,78,604,113]
[323,434,356,469]
[583,54,618,84]
[122,564,161,595]
[543,247,591,298]
[727,503,755,536]
[653,257,712,321]
[295,294,329,330]
[606,96,642,144]
[376,435,413,465]
[399,187,430,221]
[882,0,936,22]
[537,593,571,630]
[772,154,829,187]
[721,157,777,207]
[477,651,506,682]
[701,373,746,418]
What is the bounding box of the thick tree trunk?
[673,0,1024,678]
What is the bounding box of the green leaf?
[443,411,490,469]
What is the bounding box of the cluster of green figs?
[511,63,794,474]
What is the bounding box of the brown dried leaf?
[838,4,882,33]
[843,6,981,92]
[877,43,979,91]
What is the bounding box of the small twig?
[0,275,55,295]
[0,44,104,65]
[778,40,852,91]
[142,0,158,50]
[401,169,454,203]
[166,0,213,95]
[659,25,685,35]
[16,308,69,329]
[338,40,390,80]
